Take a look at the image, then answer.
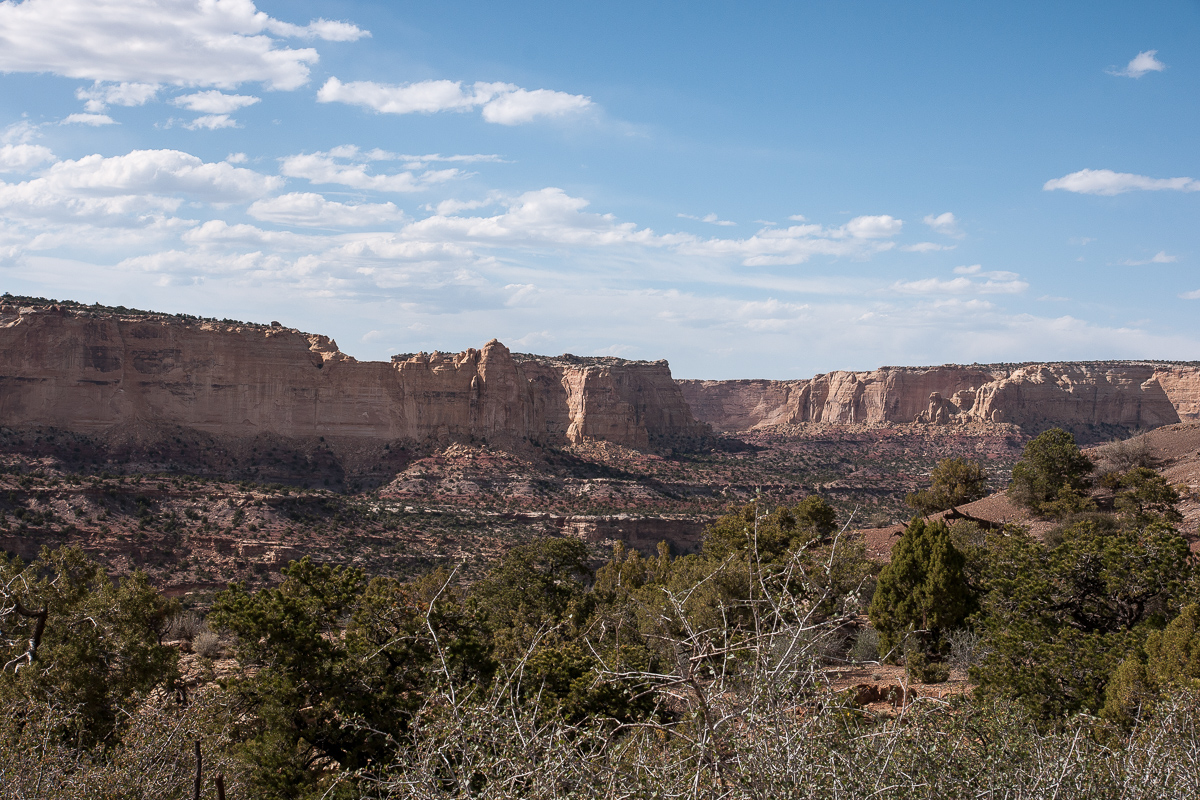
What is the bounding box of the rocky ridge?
[0,300,708,455]
[678,362,1200,440]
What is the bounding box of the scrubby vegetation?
[2,428,1199,798]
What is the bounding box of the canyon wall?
[7,300,1200,451]
[0,303,709,448]
[679,362,1200,436]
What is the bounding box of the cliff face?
[0,304,709,448]
[679,362,1200,436]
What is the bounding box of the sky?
[0,0,1198,379]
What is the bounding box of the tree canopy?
[906,457,990,515]
[1007,428,1094,517]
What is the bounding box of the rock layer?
[0,303,709,448]
[679,362,1200,437]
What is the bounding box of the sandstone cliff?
[679,362,1200,438]
[0,301,709,449]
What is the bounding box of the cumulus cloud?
[0,0,366,90]
[307,146,503,169]
[280,150,462,192]
[0,143,55,172]
[43,150,280,200]
[900,242,952,253]
[431,197,498,215]
[923,211,961,236]
[0,149,281,223]
[1182,289,1200,300]
[892,276,1028,295]
[1108,50,1167,78]
[180,219,326,250]
[844,215,902,238]
[673,215,903,267]
[184,114,238,130]
[678,212,736,226]
[263,17,369,42]
[479,87,593,124]
[893,265,1028,296]
[62,113,116,126]
[952,264,1020,280]
[247,192,405,227]
[76,81,160,112]
[389,191,895,269]
[317,77,592,124]
[1122,251,1178,266]
[173,91,261,114]
[1044,169,1200,196]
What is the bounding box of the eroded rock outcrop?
[0,303,709,449]
[680,362,1200,437]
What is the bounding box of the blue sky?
[0,0,1197,378]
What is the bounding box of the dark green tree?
[906,457,989,515]
[211,558,486,798]
[1007,428,1094,517]
[702,496,837,564]
[1104,602,1200,725]
[1111,466,1183,527]
[0,547,178,746]
[974,517,1191,718]
[868,518,972,666]
[469,537,593,661]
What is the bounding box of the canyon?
[4,295,1200,587]
[4,298,1200,454]
[679,362,1200,439]
[0,299,706,457]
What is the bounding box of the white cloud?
[674,220,900,267]
[0,143,55,172]
[844,214,902,239]
[26,149,279,204]
[0,0,354,90]
[900,242,951,253]
[180,219,324,250]
[678,212,736,226]
[226,152,248,164]
[263,18,369,42]
[76,81,160,112]
[952,264,1020,280]
[1044,169,1200,195]
[1108,50,1167,78]
[1182,289,1200,300]
[317,77,592,124]
[185,114,238,130]
[173,91,260,114]
[62,113,116,126]
[432,197,497,215]
[280,150,462,192]
[312,146,503,169]
[923,211,961,237]
[2,120,41,145]
[893,268,1028,295]
[247,192,405,227]
[479,87,593,124]
[1122,251,1178,266]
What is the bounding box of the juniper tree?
[868,518,972,666]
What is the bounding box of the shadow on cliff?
[0,424,420,493]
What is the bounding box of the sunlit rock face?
[679,362,1200,437]
[0,303,709,448]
